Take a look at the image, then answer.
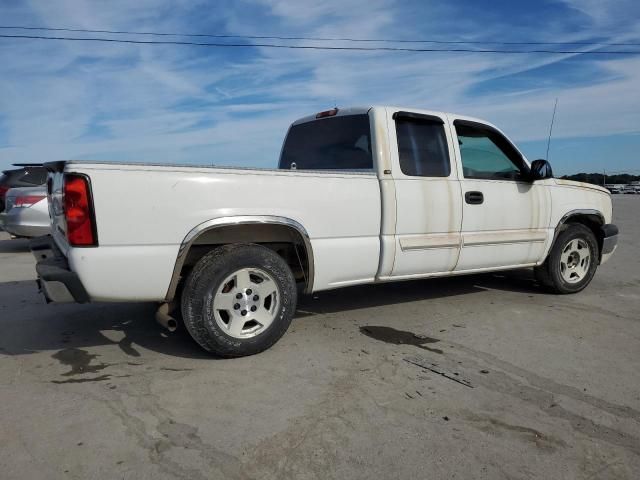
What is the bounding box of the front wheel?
[181,244,297,357]
[534,223,599,294]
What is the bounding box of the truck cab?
[279,106,614,280]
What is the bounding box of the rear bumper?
[30,235,89,303]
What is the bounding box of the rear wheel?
[534,223,599,294]
[181,244,297,357]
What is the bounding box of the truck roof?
[291,106,492,129]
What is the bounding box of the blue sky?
[1,0,639,175]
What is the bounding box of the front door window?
[455,122,526,181]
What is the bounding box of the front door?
[452,119,551,271]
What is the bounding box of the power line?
[1,24,639,47]
[1,33,639,55]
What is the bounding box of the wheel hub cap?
[212,268,280,339]
[559,238,591,284]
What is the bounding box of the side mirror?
[530,159,553,181]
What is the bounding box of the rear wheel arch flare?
[166,216,314,301]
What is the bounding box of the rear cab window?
[279,114,373,171]
[394,112,451,177]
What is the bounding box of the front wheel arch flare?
[549,212,604,264]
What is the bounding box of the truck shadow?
[0,284,212,360]
[296,268,545,317]
[0,269,545,359]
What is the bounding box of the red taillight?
[0,185,8,199]
[64,174,97,246]
[14,194,46,207]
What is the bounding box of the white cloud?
[560,0,639,30]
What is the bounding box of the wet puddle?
[52,348,112,376]
[51,348,114,383]
[360,326,443,354]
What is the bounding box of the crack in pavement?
[404,346,640,456]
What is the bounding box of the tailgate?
[45,161,69,250]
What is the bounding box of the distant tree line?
[560,173,640,185]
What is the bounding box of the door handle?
[465,191,484,205]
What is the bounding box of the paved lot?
[1,197,639,480]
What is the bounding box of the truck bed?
[49,161,382,301]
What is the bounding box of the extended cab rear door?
[382,109,463,278]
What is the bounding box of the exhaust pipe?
[156,302,178,332]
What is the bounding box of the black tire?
[534,223,599,294]
[181,244,297,357]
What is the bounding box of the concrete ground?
[1,197,638,480]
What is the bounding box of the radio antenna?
[546,98,558,160]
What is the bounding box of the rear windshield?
[20,168,48,185]
[1,167,47,186]
[279,114,373,171]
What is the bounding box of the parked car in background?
[607,186,622,194]
[0,164,47,213]
[33,106,618,357]
[0,185,50,238]
[622,185,638,194]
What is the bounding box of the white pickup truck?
[33,106,618,357]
